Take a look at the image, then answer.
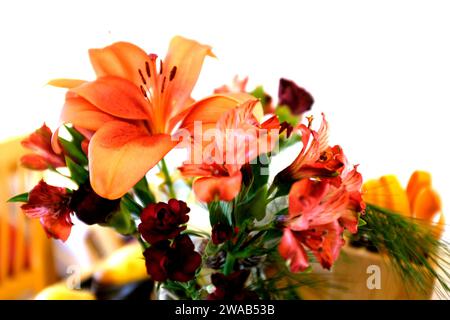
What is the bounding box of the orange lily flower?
[49,36,227,199]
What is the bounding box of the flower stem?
[223,252,236,276]
[160,158,176,199]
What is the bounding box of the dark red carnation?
[278,78,314,116]
[69,182,120,225]
[138,199,190,244]
[211,223,234,245]
[143,234,201,282]
[21,180,73,241]
[207,270,259,300]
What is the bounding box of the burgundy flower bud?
[278,78,314,115]
[211,223,234,245]
[69,182,120,225]
[138,199,190,244]
[207,270,259,300]
[143,235,202,282]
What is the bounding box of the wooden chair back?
[0,137,56,299]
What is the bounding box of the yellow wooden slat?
[13,169,27,275]
[0,137,55,298]
[0,165,11,282]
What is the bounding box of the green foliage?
[133,176,155,207]
[208,200,233,226]
[65,157,88,185]
[237,186,267,223]
[7,192,29,203]
[60,138,88,166]
[250,86,270,106]
[64,125,85,145]
[275,105,299,127]
[360,204,450,297]
[108,199,137,235]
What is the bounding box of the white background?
[1,0,449,215]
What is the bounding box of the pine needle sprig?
[360,203,450,298]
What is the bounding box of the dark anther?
[138,69,146,85]
[145,61,151,78]
[169,66,177,81]
[140,85,147,98]
[161,76,166,94]
[159,60,163,74]
[319,152,328,161]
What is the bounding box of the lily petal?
[71,76,151,120]
[163,36,215,121]
[89,121,177,199]
[89,41,151,88]
[61,92,118,131]
[179,94,252,133]
[48,78,86,89]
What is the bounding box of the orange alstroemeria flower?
[49,36,230,199]
[279,165,365,272]
[179,99,280,202]
[274,114,346,186]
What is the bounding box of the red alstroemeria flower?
[138,199,190,244]
[279,166,364,272]
[179,99,280,202]
[21,180,73,241]
[49,36,233,200]
[279,221,344,272]
[20,124,65,170]
[289,167,364,232]
[143,234,201,282]
[274,114,346,185]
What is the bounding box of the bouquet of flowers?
[9,36,449,300]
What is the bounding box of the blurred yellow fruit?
[35,284,95,300]
[94,242,148,286]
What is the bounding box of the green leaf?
[122,194,143,216]
[133,176,155,207]
[108,200,136,235]
[238,186,267,223]
[64,125,85,145]
[357,217,367,227]
[66,157,88,185]
[251,86,270,106]
[249,153,270,193]
[208,201,233,226]
[60,138,88,166]
[7,192,29,203]
[275,105,299,126]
